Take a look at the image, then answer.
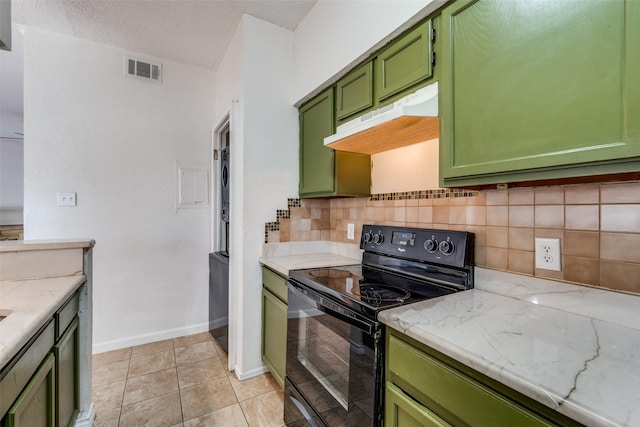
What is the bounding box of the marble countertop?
[379,268,640,427]
[259,241,362,276]
[0,275,86,367]
[0,239,95,252]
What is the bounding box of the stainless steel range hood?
[324,82,439,155]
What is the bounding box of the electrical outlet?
[347,223,355,240]
[535,238,561,271]
[57,192,77,207]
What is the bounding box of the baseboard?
[209,316,228,330]
[92,321,211,354]
[74,403,96,426]
[234,363,269,381]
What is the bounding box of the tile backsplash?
[266,181,640,294]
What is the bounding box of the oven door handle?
[287,280,375,335]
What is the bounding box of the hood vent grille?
[126,57,162,83]
[325,82,439,154]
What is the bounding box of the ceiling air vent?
[125,57,162,83]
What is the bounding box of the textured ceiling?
[0,0,317,138]
[11,0,317,70]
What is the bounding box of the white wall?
[0,138,24,224]
[293,0,432,101]
[371,139,440,193]
[215,15,298,378]
[23,28,216,352]
[18,0,435,363]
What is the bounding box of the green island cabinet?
[261,267,288,389]
[1,286,82,427]
[335,18,437,126]
[385,329,583,427]
[299,87,371,198]
[439,0,640,187]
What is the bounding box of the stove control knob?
[373,232,384,245]
[424,238,438,253]
[439,240,455,255]
[363,231,374,244]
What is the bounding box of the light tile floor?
[92,332,285,427]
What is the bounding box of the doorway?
[209,113,232,366]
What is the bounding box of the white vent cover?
[125,57,162,83]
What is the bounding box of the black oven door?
[285,279,382,427]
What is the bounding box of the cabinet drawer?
[56,286,81,339]
[0,320,55,417]
[262,267,287,303]
[387,334,554,427]
[386,382,450,427]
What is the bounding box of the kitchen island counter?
[0,239,95,425]
[379,267,640,427]
[0,275,86,367]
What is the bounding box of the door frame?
[212,109,235,372]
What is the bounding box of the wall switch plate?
[347,223,355,240]
[535,238,561,271]
[57,192,77,207]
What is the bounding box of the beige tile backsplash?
[267,181,640,294]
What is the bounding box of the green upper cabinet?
[299,87,371,198]
[376,19,434,102]
[336,61,374,124]
[440,0,640,187]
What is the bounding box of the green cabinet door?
[440,0,640,187]
[3,354,55,427]
[385,382,451,427]
[54,317,79,427]
[299,88,336,196]
[299,88,371,198]
[261,287,287,389]
[336,61,374,123]
[376,19,434,102]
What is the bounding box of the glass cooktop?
[289,263,456,317]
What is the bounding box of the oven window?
[286,286,377,426]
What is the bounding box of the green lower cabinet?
[299,87,371,198]
[440,0,640,186]
[1,287,83,427]
[54,317,79,427]
[261,267,288,389]
[4,353,56,427]
[386,382,450,427]
[386,329,583,427]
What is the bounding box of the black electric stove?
[284,225,475,427]
[289,225,474,318]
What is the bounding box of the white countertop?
[0,275,86,367]
[379,268,640,427]
[259,241,362,276]
[0,239,95,252]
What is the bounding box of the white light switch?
[347,223,355,240]
[57,192,77,207]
